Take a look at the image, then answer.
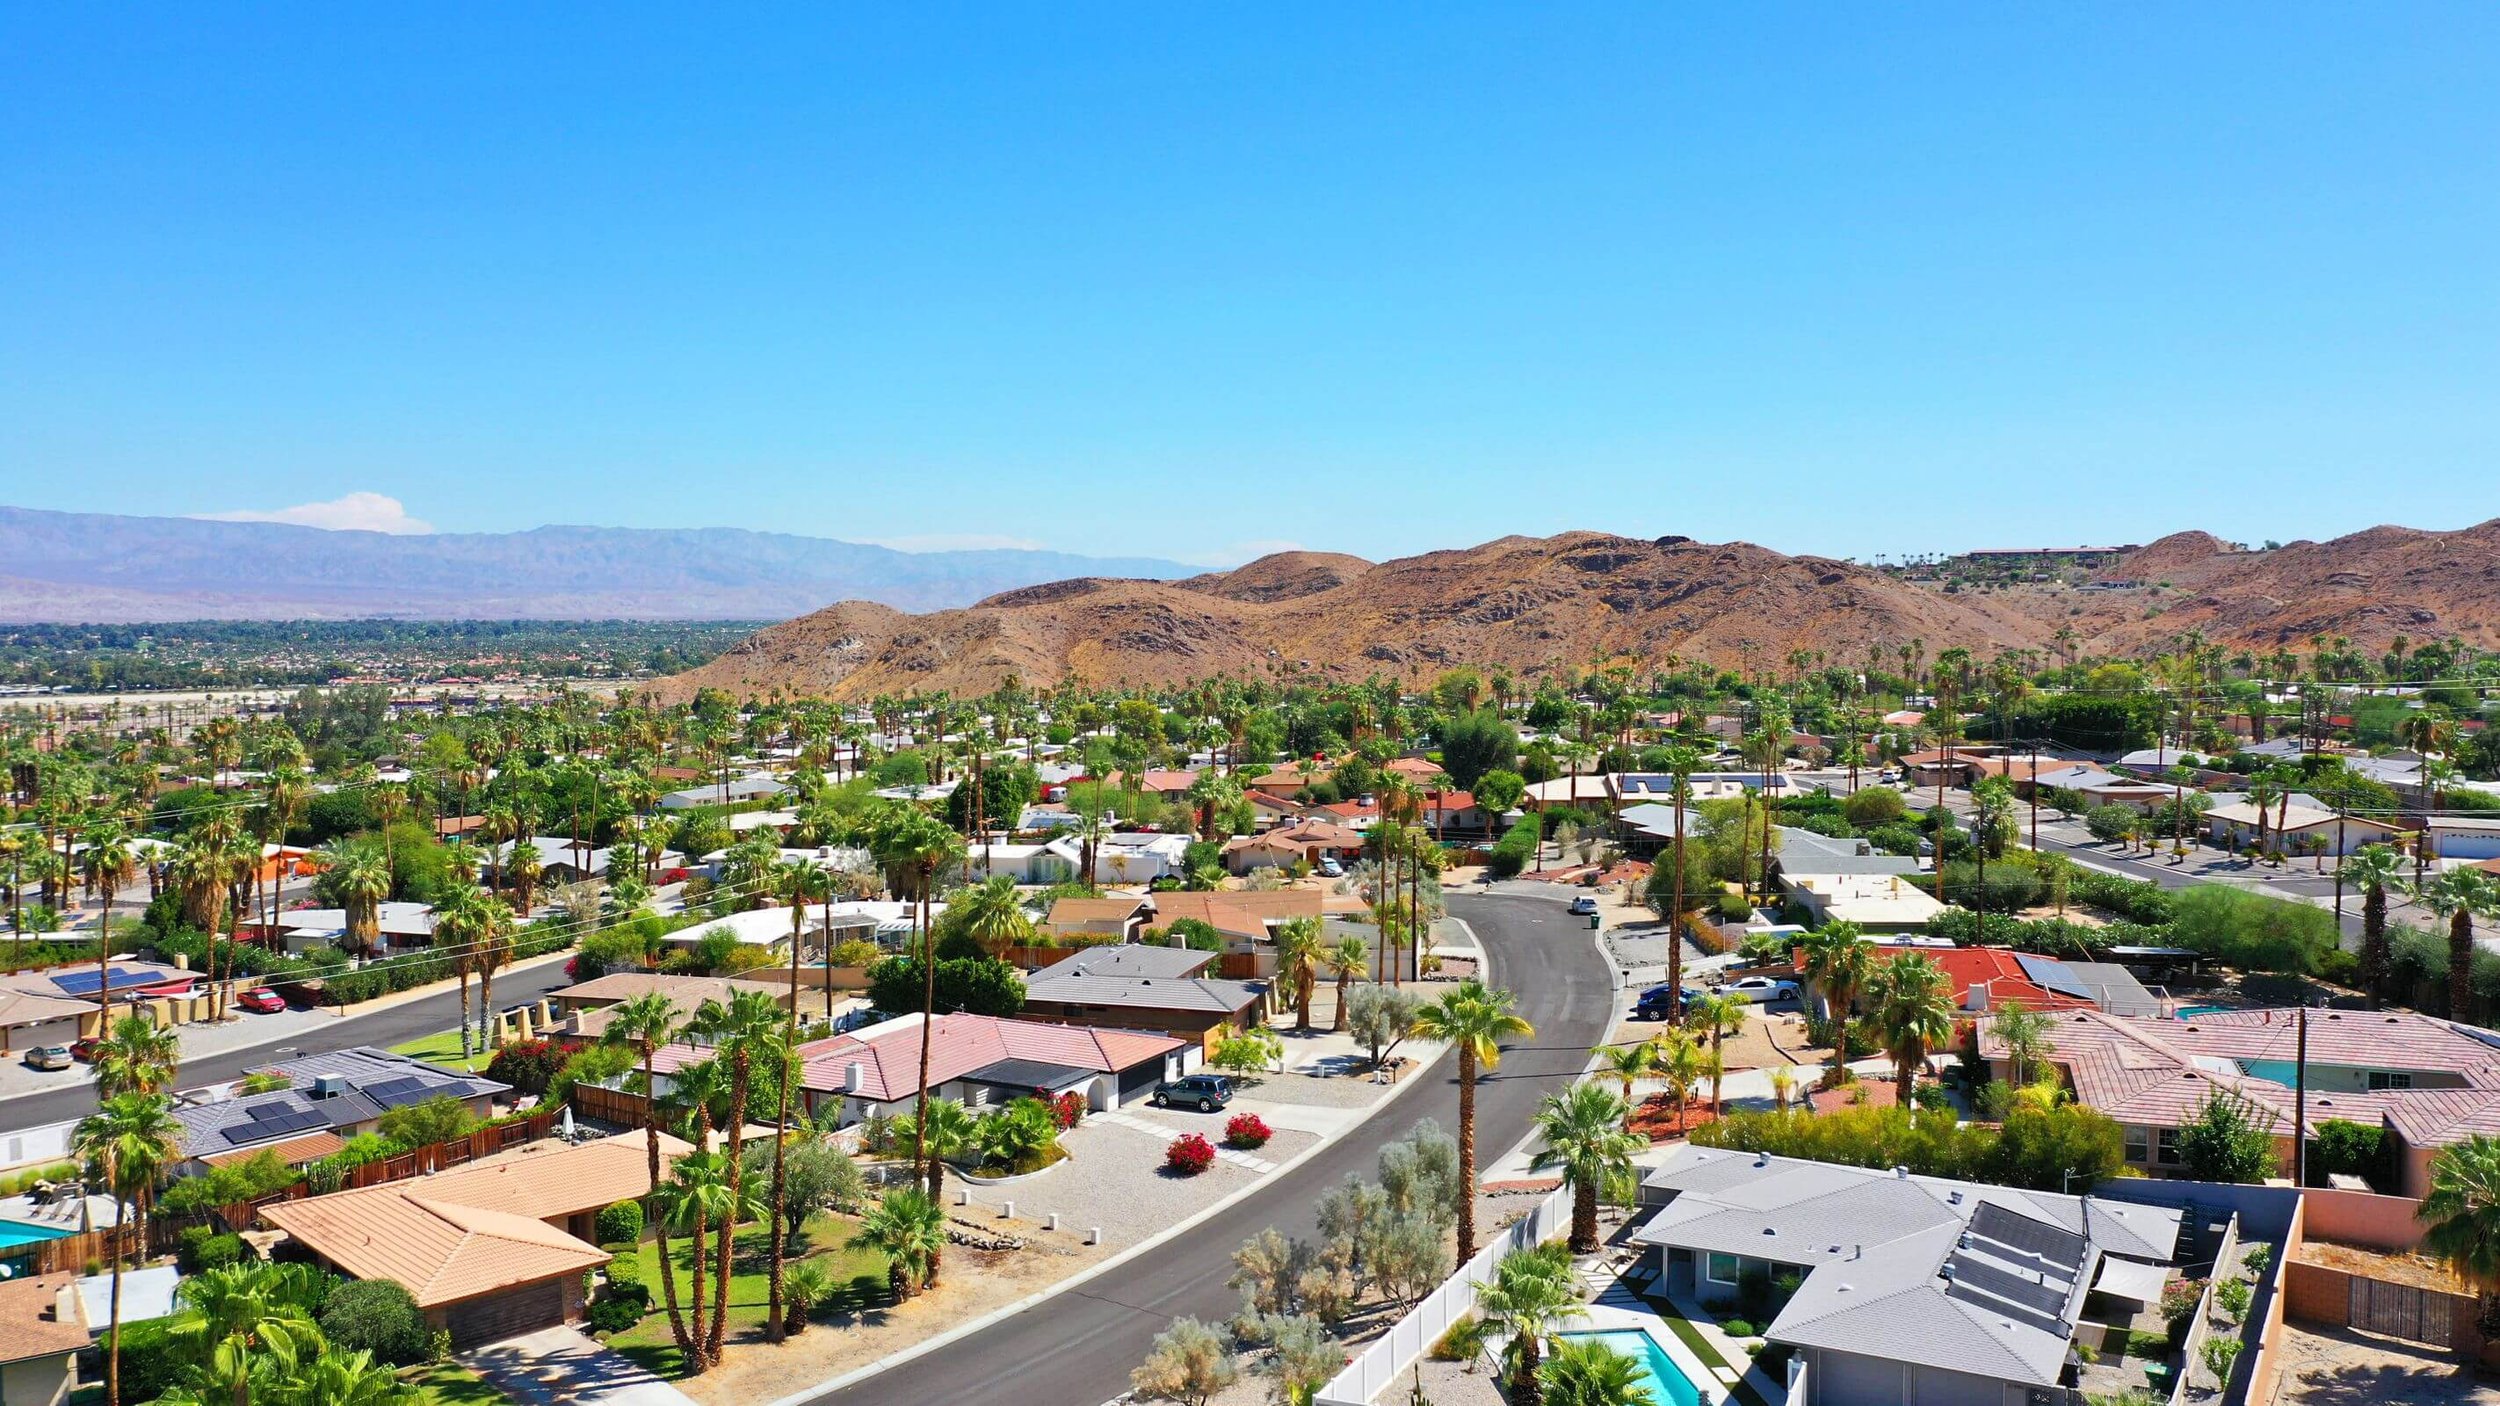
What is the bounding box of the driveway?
[801,888,1617,1406]
[468,1326,700,1406]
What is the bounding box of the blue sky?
[2,5,2494,566]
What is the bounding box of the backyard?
[604,1210,892,1378]
[387,1024,492,1072]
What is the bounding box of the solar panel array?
[52,965,166,997]
[360,1075,458,1111]
[223,1102,327,1143]
[1941,1201,2090,1338]
[1970,1202,2088,1272]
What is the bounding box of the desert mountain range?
[0,506,1195,622]
[663,520,2500,700]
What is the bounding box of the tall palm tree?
[652,1149,756,1373]
[1274,916,1325,1031]
[2420,1136,2500,1326]
[502,837,544,916]
[1864,952,1958,1108]
[2412,869,2499,1023]
[2340,843,2405,1006]
[603,992,696,1359]
[91,1012,178,1099]
[1475,1242,1586,1406]
[1798,921,1873,1077]
[766,858,830,1342]
[1323,934,1369,1033]
[467,895,517,1052]
[688,989,784,1359]
[869,807,966,1197]
[1409,980,1535,1258]
[77,1091,181,1406]
[318,838,392,958]
[1657,746,1705,1015]
[1529,1083,1642,1253]
[1592,1041,1655,1126]
[851,1185,948,1298]
[79,823,137,1015]
[1968,778,2015,911]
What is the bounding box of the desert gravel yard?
[2276,1325,2500,1406]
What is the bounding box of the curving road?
[807,889,1618,1406]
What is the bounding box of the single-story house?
[492,836,620,884]
[661,902,925,959]
[660,773,790,809]
[548,972,801,1042]
[1045,897,1149,944]
[686,1013,1196,1127]
[253,900,439,953]
[1243,790,1306,828]
[1982,1006,2500,1195]
[1924,947,2104,1016]
[260,1132,685,1348]
[0,1274,90,1406]
[1634,1146,2183,1406]
[2203,802,2400,856]
[1771,827,1921,880]
[2025,766,2177,812]
[0,962,201,1049]
[1220,819,1367,874]
[1382,757,1447,786]
[1520,775,1618,811]
[171,1047,507,1171]
[1146,890,1329,947]
[962,841,1074,884]
[1418,789,1485,839]
[1104,769,1202,799]
[1247,765,1323,797]
[1778,873,1945,933]
[1020,943,1268,1040]
[1043,831,1192,884]
[2421,816,2500,861]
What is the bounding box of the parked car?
[1632,984,1703,1022]
[68,1037,101,1063]
[1568,895,1600,916]
[234,987,287,1014]
[1711,975,1802,1005]
[21,1045,73,1071]
[1151,1073,1235,1112]
[1316,857,1344,879]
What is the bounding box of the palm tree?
[1323,934,1369,1033]
[2412,869,2499,1022]
[77,1091,181,1406]
[466,895,517,1051]
[869,807,966,1197]
[78,824,136,990]
[688,989,783,1358]
[1410,980,1535,1257]
[318,837,392,957]
[851,1185,948,1298]
[174,1262,322,1406]
[652,1149,757,1373]
[1653,1028,1703,1130]
[603,991,697,1359]
[1656,746,1705,1014]
[1864,952,1958,1108]
[1592,1042,1655,1126]
[2421,1136,2500,1325]
[1475,1242,1586,1406]
[765,857,830,1343]
[276,1349,406,1406]
[1540,1334,1658,1406]
[947,873,1034,955]
[1274,916,1325,1031]
[503,837,544,916]
[1682,992,1746,1115]
[1767,1064,1797,1112]
[2340,843,2406,1005]
[1798,921,1873,1077]
[1530,1083,1642,1253]
[1968,778,2015,910]
[91,1012,178,1098]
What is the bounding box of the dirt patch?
[2296,1241,2464,1294]
[1630,1094,1721,1142]
[2277,1324,2500,1406]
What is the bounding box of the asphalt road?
[0,960,580,1131]
[808,888,1618,1406]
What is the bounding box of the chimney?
[845,1062,864,1094]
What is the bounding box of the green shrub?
[596,1199,645,1247]
[1720,1318,1757,1338]
[1430,1314,1486,1362]
[2239,1243,2274,1277]
[2215,1277,2252,1319]
[586,1293,648,1335]
[319,1278,433,1366]
[177,1225,244,1274]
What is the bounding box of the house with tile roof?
[1981,1006,2500,1195]
[259,1132,686,1348]
[0,1272,95,1406]
[172,1046,507,1172]
[1634,1145,2183,1406]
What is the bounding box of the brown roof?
[0,1275,90,1363]
[553,972,795,1009]
[1149,890,1325,939]
[198,1130,344,1168]
[1048,897,1147,925]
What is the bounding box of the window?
[2156,1128,2182,1167]
[1706,1252,1743,1286]
[2366,1071,2415,1091]
[2124,1127,2150,1164]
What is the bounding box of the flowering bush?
[1043,1090,1086,1130]
[1164,1133,1216,1176]
[1224,1113,1273,1150]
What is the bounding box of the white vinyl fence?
[1316,1182,1574,1406]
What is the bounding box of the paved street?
[803,888,1618,1406]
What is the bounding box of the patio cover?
[2092,1256,2169,1306]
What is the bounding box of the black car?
[1151,1073,1235,1112]
[1633,983,1704,1022]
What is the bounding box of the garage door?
[445,1281,567,1349]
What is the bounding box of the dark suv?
[1151,1073,1235,1112]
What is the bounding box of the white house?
[1042,831,1193,884]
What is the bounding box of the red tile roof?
[755,1014,1185,1103]
[1926,948,2097,1014]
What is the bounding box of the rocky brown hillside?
[2078,520,2500,654]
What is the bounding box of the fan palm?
[1274,916,1325,1031]
[77,1091,181,1406]
[318,837,393,957]
[947,873,1034,955]
[851,1185,948,1297]
[1529,1083,1642,1253]
[1864,952,1958,1107]
[465,895,517,1052]
[1682,992,1746,1115]
[1475,1242,1586,1406]
[602,991,697,1358]
[2413,869,2499,1023]
[91,1012,178,1098]
[869,806,967,1195]
[1409,980,1535,1257]
[2340,843,2404,1005]
[78,822,137,981]
[1323,934,1369,1032]
[174,1261,323,1406]
[1593,1041,1655,1126]
[2421,1136,2500,1324]
[1798,921,1874,1075]
[1539,1334,1657,1406]
[687,989,785,1358]
[652,1150,759,1372]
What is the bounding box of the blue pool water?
[1556,1329,1705,1406]
[2236,1059,2300,1084]
[0,1221,72,1250]
[2174,1004,2234,1020]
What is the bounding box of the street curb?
[764,944,1486,1406]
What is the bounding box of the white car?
[1712,975,1802,1005]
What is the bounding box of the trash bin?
[1588,913,1601,930]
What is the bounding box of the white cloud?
[1176,539,1307,569]
[200,492,435,535]
[863,532,1050,554]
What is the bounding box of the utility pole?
[2291,1006,2310,1188]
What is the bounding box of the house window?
[2156,1128,2182,1167]
[2366,1071,2415,1091]
[2124,1127,2150,1164]
[1706,1252,1743,1286]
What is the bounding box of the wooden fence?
[568,1082,651,1130]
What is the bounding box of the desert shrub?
[486,1038,567,1096]
[2215,1277,2252,1319]
[1225,1113,1273,1150]
[1165,1133,1217,1176]
[1842,787,1906,828]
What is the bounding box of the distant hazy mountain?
[0,506,1197,622]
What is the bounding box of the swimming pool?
[0,1221,71,1250]
[2174,1004,2234,1020]
[1556,1329,1706,1406]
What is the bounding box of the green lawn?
[388,1026,492,1072]
[1654,1300,1773,1406]
[400,1362,508,1406]
[605,1212,891,1379]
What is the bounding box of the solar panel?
[225,1109,324,1142]
[1969,1202,2088,1272]
[243,1099,300,1123]
[366,1081,452,1111]
[1945,1275,2070,1337]
[358,1076,426,1102]
[52,965,161,997]
[1947,1255,2071,1320]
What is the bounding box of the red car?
[68,1037,101,1063]
[235,988,288,1014]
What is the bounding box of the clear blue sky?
[3,5,2495,566]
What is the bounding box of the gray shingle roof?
[175,1047,508,1157]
